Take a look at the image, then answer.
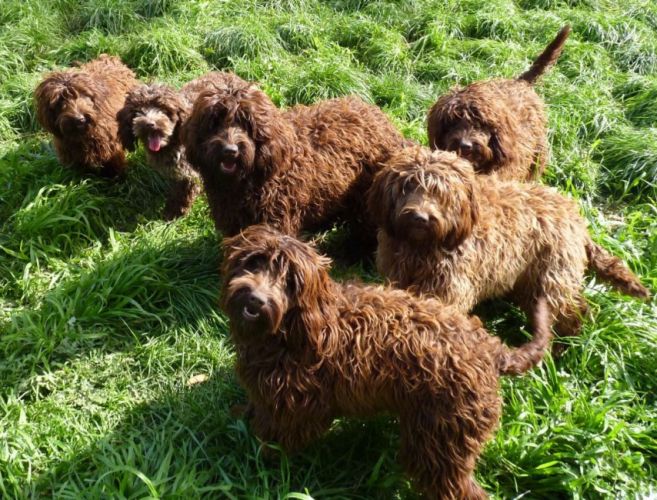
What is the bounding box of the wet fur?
[35,55,138,177]
[221,225,551,499]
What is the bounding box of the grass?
[0,0,656,498]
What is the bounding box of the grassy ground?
[1,0,656,498]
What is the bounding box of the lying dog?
[181,73,405,241]
[221,224,551,499]
[368,147,649,351]
[35,55,138,177]
[117,73,240,219]
[427,26,571,181]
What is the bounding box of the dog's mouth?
[242,304,261,321]
[220,159,238,175]
[147,134,163,152]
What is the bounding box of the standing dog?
[181,73,405,241]
[222,224,551,499]
[35,55,138,177]
[368,147,649,351]
[117,73,241,219]
[427,26,571,181]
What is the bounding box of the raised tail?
[497,296,552,376]
[518,25,571,84]
[586,239,650,299]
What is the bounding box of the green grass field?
[1,0,656,497]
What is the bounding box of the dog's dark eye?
[243,254,266,272]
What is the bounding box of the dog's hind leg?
[399,397,497,500]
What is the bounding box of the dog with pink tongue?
[117,73,234,219]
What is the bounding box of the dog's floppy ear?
[181,90,220,170]
[34,75,65,135]
[238,87,294,169]
[367,167,402,234]
[442,162,479,250]
[489,129,515,167]
[283,239,336,355]
[116,99,137,151]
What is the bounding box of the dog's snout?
[247,291,266,309]
[458,139,473,152]
[222,144,239,157]
[410,211,430,225]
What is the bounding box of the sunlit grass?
[0,0,655,498]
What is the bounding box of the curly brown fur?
[35,55,138,178]
[427,26,571,181]
[117,73,237,219]
[368,146,650,352]
[181,74,405,241]
[221,225,550,499]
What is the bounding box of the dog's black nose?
[411,211,430,224]
[458,139,473,152]
[222,144,239,157]
[247,292,265,309]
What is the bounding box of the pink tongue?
[148,135,162,152]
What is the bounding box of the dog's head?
[182,77,290,181]
[221,225,334,348]
[35,71,111,139]
[368,147,479,249]
[117,84,188,154]
[428,87,515,173]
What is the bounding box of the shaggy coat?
[35,55,138,177]
[117,73,241,219]
[221,225,552,500]
[368,147,650,351]
[181,74,405,239]
[427,26,571,181]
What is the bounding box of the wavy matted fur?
[117,73,241,219]
[181,73,405,240]
[221,225,551,499]
[368,146,650,352]
[427,26,571,181]
[35,55,138,177]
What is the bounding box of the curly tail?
[497,296,552,376]
[518,25,571,84]
[586,239,650,299]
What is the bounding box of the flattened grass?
[0,0,656,498]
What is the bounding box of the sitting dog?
[221,224,551,499]
[117,73,240,219]
[427,26,571,181]
[181,73,405,240]
[35,55,138,177]
[368,147,650,351]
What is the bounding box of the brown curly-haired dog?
[427,26,571,181]
[221,224,552,499]
[181,74,405,240]
[35,55,138,178]
[368,146,650,352]
[117,73,240,219]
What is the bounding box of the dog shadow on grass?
[0,230,225,392]
[30,364,414,499]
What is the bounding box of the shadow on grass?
[0,231,224,394]
[29,366,412,499]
